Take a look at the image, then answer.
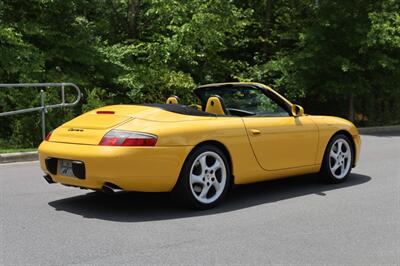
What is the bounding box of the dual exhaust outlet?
[42,174,122,194]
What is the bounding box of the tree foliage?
[0,0,399,148]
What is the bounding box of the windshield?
[196,86,289,117]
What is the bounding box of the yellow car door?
[195,84,319,171]
[243,116,318,170]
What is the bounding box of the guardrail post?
[61,83,65,104]
[40,89,46,140]
[0,83,81,140]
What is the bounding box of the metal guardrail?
[0,83,82,140]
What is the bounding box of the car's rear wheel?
[320,134,354,183]
[173,145,231,209]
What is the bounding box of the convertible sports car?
[39,82,360,209]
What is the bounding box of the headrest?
[205,95,227,115]
[166,96,179,104]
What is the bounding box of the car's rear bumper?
[38,141,192,192]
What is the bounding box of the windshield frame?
[194,83,293,117]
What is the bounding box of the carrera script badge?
[68,128,84,132]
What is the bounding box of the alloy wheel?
[189,151,227,204]
[329,138,352,179]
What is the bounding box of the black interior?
[140,103,217,117]
[195,83,292,115]
[139,83,292,117]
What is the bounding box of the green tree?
[0,0,399,148]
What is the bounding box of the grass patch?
[0,148,37,154]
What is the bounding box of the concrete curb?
[0,151,38,164]
[358,125,400,135]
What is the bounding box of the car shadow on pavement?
[48,173,371,222]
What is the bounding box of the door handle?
[250,129,261,135]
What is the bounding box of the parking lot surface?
[1,134,399,265]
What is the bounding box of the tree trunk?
[128,0,140,39]
[348,93,354,122]
[265,0,274,35]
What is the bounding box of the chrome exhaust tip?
[101,183,122,195]
[102,185,115,195]
[43,174,55,184]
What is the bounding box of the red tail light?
[99,130,157,146]
[45,131,53,141]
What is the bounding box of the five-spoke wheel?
[320,134,354,183]
[190,151,227,204]
[173,145,231,209]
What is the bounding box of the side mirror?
[291,104,304,117]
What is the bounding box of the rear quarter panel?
[117,117,267,183]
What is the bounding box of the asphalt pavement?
[1,133,399,265]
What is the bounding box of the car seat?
[166,96,179,104]
[205,95,227,115]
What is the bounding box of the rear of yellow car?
[38,82,363,209]
[38,105,194,192]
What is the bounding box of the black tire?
[172,144,231,209]
[320,133,354,183]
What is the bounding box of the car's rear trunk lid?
[48,104,212,145]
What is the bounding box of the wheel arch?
[329,130,356,167]
[186,140,234,185]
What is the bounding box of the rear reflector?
[45,131,53,141]
[97,111,115,114]
[99,130,157,146]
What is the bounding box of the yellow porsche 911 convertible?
[39,82,360,209]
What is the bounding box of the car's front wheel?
[173,145,231,209]
[320,134,354,183]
